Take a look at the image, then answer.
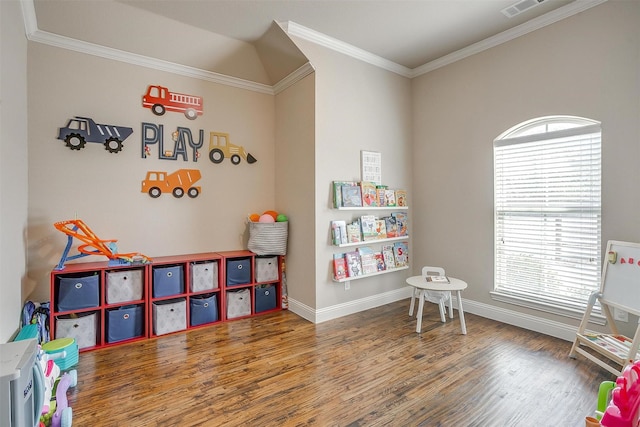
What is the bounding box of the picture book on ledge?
[382,244,396,270]
[392,212,408,237]
[393,242,409,267]
[332,180,408,209]
[346,222,362,243]
[344,251,363,277]
[342,185,363,208]
[331,220,347,245]
[360,181,378,207]
[358,247,378,275]
[361,215,378,241]
[333,254,347,280]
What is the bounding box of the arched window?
[492,116,601,317]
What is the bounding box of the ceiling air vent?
[501,0,546,18]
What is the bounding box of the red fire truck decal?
[142,85,203,120]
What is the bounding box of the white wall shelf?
[333,236,409,249]
[332,265,409,283]
[336,206,408,211]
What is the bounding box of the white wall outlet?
[614,307,629,322]
[344,281,350,290]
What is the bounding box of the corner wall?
[275,73,316,311]
[291,37,413,319]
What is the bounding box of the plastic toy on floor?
[39,356,60,416]
[49,372,76,427]
[54,219,151,270]
[599,360,640,427]
[36,344,77,427]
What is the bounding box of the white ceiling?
[117,0,577,69]
[28,0,606,88]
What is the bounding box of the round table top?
[406,275,467,292]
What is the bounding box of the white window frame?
[491,116,603,321]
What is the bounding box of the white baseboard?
[287,290,578,342]
[288,287,412,324]
[461,298,578,342]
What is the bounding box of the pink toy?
[601,361,640,427]
[50,372,76,427]
[38,357,60,415]
[258,214,275,223]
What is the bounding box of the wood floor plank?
[67,301,612,426]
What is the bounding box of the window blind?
[494,124,601,314]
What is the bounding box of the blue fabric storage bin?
[226,258,251,287]
[106,305,143,343]
[57,274,100,311]
[190,294,218,326]
[255,284,277,313]
[153,265,184,297]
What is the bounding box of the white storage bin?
[106,269,143,304]
[190,261,218,292]
[55,312,97,350]
[226,289,251,319]
[152,299,186,335]
[255,256,279,282]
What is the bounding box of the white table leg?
[416,290,425,333]
[456,290,467,335]
[409,287,416,316]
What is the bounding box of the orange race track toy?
[54,219,150,270]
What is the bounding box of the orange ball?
[249,213,260,222]
[263,210,278,221]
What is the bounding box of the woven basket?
[248,221,288,255]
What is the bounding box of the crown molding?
[21,0,607,87]
[24,27,275,94]
[410,0,609,77]
[281,21,413,78]
[19,0,316,95]
[281,0,608,79]
[273,62,316,95]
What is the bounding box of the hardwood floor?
[68,300,613,426]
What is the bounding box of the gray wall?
[0,0,29,342]
[411,0,640,331]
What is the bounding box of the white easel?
[569,240,640,376]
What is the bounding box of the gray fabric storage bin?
[255,256,279,282]
[226,289,251,319]
[55,312,98,350]
[106,269,143,304]
[152,298,186,335]
[248,221,288,255]
[190,261,218,292]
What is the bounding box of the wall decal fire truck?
[141,85,203,120]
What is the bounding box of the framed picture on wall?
[361,150,381,185]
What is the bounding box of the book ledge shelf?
[333,265,409,283]
[336,206,408,211]
[334,236,410,248]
